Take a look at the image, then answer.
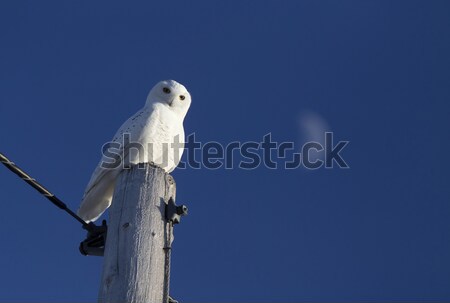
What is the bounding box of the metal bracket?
[79,220,108,256]
[164,198,186,303]
[165,197,188,224]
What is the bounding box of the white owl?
[78,80,191,222]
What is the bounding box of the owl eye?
[179,95,185,100]
[162,87,171,94]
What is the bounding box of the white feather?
[78,80,191,222]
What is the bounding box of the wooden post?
[98,163,175,303]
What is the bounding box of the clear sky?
[1,0,449,302]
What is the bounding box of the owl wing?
[78,108,147,221]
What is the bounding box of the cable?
[0,152,89,228]
[163,222,173,303]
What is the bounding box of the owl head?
[146,80,191,119]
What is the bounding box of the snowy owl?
[78,80,191,222]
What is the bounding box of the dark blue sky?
[1,0,449,302]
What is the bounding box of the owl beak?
[168,98,175,107]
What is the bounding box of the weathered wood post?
[98,163,176,303]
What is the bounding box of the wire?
[0,152,89,228]
[163,222,173,303]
